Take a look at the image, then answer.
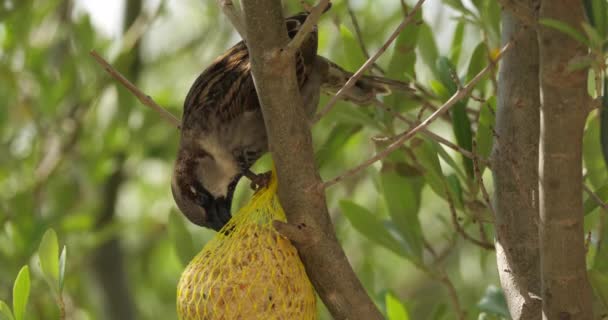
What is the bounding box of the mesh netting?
[176,172,317,320]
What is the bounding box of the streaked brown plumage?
[172,7,411,231]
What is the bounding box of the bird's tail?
[317,56,413,105]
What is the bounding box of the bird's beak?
[202,197,232,232]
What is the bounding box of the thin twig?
[437,271,466,320]
[583,184,608,211]
[285,0,330,53]
[89,50,181,129]
[344,0,384,74]
[345,0,370,58]
[472,139,495,216]
[320,41,512,189]
[313,0,426,123]
[446,184,495,250]
[478,222,491,245]
[373,100,489,165]
[217,0,247,40]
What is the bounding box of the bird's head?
[171,145,242,231]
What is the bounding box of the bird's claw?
[244,170,272,191]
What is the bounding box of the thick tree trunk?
[240,1,383,319]
[538,1,593,318]
[492,4,542,319]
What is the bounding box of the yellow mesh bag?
[176,171,317,320]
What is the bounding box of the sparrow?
[172,6,412,231]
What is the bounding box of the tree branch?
[372,99,488,165]
[216,0,247,40]
[583,184,608,212]
[285,0,330,54]
[538,1,593,318]
[321,41,511,189]
[492,10,542,320]
[89,50,181,129]
[240,1,383,319]
[314,0,426,123]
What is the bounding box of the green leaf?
[38,228,60,289]
[429,303,447,320]
[315,124,362,168]
[452,102,474,177]
[168,211,196,267]
[437,56,458,94]
[585,0,607,39]
[417,23,439,78]
[339,24,367,70]
[589,269,608,310]
[446,174,464,210]
[435,142,466,181]
[601,80,608,175]
[567,55,595,72]
[387,9,420,80]
[466,43,487,83]
[430,80,449,99]
[340,200,407,258]
[442,0,477,17]
[540,18,590,47]
[412,138,445,199]
[331,102,385,131]
[581,22,603,49]
[12,266,30,320]
[385,292,409,320]
[477,285,510,318]
[479,0,501,46]
[584,113,608,188]
[594,206,608,272]
[449,21,466,64]
[583,184,608,215]
[386,8,421,113]
[0,300,14,320]
[436,56,474,177]
[58,245,67,292]
[595,0,607,36]
[380,170,424,259]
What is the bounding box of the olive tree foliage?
[0,0,607,319]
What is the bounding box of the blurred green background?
[1,0,606,319]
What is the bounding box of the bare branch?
[437,271,467,320]
[314,0,426,123]
[285,0,330,53]
[217,0,247,40]
[472,139,495,216]
[321,41,511,189]
[344,0,384,74]
[372,100,489,166]
[89,50,181,129]
[446,184,495,250]
[583,184,608,211]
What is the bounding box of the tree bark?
[538,1,593,318]
[493,4,542,319]
[240,1,383,319]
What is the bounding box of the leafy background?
[0,0,606,319]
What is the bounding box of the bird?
[172,6,412,231]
